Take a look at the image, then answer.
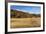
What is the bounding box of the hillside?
[11,9,40,18]
[10,9,41,28]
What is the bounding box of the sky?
[11,5,41,14]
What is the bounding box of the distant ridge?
[11,9,40,18]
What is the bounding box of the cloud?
[15,9,40,14]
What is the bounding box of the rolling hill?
[11,9,40,18]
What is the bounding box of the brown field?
[10,17,41,28]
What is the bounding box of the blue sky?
[11,5,41,14]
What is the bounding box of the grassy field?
[10,17,41,28]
